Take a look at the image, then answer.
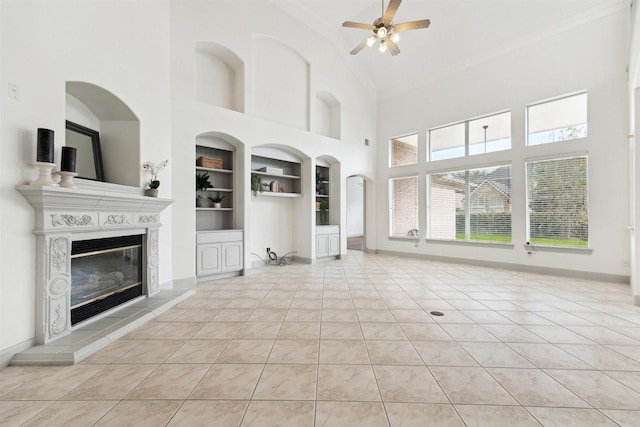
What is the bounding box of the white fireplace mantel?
[17,183,173,344]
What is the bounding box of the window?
[429,111,511,161]
[428,165,512,243]
[389,176,418,237]
[526,156,588,247]
[527,92,587,146]
[390,133,418,167]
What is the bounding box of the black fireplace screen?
[71,235,143,325]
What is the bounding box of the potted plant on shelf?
[142,159,169,197]
[208,192,225,208]
[319,199,329,225]
[196,172,213,207]
[251,173,262,197]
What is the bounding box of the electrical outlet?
[8,82,19,100]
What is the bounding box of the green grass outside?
[528,237,588,247]
[454,234,588,247]
[455,234,512,243]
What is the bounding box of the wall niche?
[315,91,341,140]
[195,41,245,113]
[65,81,140,187]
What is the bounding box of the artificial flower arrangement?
[143,159,169,190]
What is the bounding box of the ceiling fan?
[342,0,430,56]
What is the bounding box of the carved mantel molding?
[17,183,173,344]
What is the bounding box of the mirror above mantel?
[65,120,105,182]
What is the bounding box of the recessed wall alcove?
[65,82,140,187]
[315,91,341,140]
[195,42,245,113]
[252,35,310,130]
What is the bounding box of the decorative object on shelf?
[257,166,284,175]
[262,182,271,192]
[196,172,213,192]
[196,195,207,207]
[143,159,168,197]
[61,146,77,172]
[37,128,55,163]
[251,173,262,197]
[30,128,59,187]
[316,201,321,210]
[319,199,329,225]
[208,192,225,208]
[55,171,78,189]
[316,170,324,194]
[196,156,223,169]
[270,180,279,192]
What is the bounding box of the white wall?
[170,1,377,282]
[0,0,173,356]
[377,9,629,279]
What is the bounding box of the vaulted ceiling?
[272,0,628,99]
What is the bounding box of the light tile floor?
[2,251,640,426]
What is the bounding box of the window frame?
[525,154,590,249]
[388,175,419,239]
[428,110,511,162]
[426,163,513,244]
[389,132,419,168]
[526,91,588,146]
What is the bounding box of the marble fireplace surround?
[16,182,175,346]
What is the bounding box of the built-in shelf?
[196,166,233,174]
[251,152,302,196]
[196,207,234,211]
[315,194,329,198]
[251,171,301,180]
[258,192,302,198]
[206,188,233,192]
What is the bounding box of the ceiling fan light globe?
[389,32,400,43]
[366,35,377,47]
[379,39,387,53]
[377,26,388,38]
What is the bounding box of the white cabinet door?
[222,241,243,272]
[329,234,340,256]
[197,243,221,276]
[316,235,329,258]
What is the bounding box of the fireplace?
[71,235,144,325]
[17,182,173,344]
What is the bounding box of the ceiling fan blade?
[386,38,401,56]
[383,0,402,24]
[392,19,431,32]
[349,39,369,55]
[342,21,376,31]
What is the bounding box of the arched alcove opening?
[66,81,140,187]
[315,91,341,140]
[250,144,311,262]
[195,42,245,112]
[195,131,246,232]
[252,35,310,130]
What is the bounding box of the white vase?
[213,202,221,209]
[145,188,158,197]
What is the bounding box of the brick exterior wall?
[391,177,418,236]
[392,138,418,167]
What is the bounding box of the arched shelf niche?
[195,131,246,231]
[195,41,245,113]
[65,81,140,187]
[315,154,341,226]
[252,35,310,131]
[315,91,341,140]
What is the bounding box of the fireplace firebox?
[71,235,143,325]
